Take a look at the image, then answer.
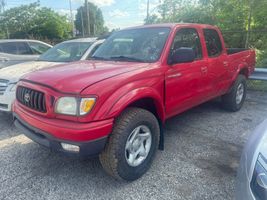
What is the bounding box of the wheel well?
[127,97,164,150]
[239,68,249,78]
[127,98,160,120]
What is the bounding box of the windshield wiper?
[90,56,109,61]
[109,56,144,62]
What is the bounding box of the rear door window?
[203,29,223,57]
[0,42,17,54]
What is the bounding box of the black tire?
[222,75,247,112]
[99,107,160,181]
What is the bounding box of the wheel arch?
[237,63,249,78]
[105,88,165,150]
[106,87,165,121]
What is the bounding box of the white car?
[0,37,104,112]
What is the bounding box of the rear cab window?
[203,29,223,57]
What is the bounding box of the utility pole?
[69,0,75,38]
[0,0,9,39]
[245,0,253,48]
[85,0,90,36]
[146,0,150,23]
[80,8,85,37]
[0,0,4,13]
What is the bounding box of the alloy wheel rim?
[125,125,152,167]
[236,83,244,105]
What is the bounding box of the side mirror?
[169,47,195,65]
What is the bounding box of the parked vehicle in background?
[236,119,267,200]
[13,23,255,181]
[0,38,104,112]
[0,39,52,69]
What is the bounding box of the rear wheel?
[99,107,160,181]
[222,75,247,112]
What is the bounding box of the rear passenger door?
[165,28,207,118]
[203,29,229,95]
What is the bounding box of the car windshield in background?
[92,27,171,63]
[38,42,92,62]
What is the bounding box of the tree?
[75,2,108,36]
[0,3,72,40]
[30,7,72,39]
[145,0,267,66]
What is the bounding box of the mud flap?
[158,121,164,150]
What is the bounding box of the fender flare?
[235,63,249,79]
[105,87,165,150]
[106,87,165,121]
[227,63,249,94]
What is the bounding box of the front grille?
[0,79,9,95]
[16,86,47,113]
[0,103,8,109]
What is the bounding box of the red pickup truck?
[13,23,255,181]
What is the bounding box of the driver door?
[165,28,207,118]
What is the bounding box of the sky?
[6,0,161,30]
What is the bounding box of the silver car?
[0,37,104,112]
[0,39,52,69]
[236,119,267,200]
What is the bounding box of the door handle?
[223,61,228,67]
[167,73,182,78]
[201,66,208,73]
[0,57,9,62]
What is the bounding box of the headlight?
[251,154,267,200]
[9,83,17,92]
[55,97,77,115]
[55,97,96,116]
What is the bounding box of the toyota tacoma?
[13,24,255,181]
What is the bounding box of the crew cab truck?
[13,24,255,181]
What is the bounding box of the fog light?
[61,143,80,152]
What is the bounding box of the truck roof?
[125,23,218,30]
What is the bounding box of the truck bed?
[227,49,256,77]
[227,48,249,55]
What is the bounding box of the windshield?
[92,27,170,63]
[38,42,93,62]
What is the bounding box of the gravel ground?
[0,90,267,200]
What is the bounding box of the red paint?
[14,24,256,143]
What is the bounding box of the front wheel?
[222,75,247,112]
[99,107,160,181]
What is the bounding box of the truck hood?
[0,61,63,83]
[22,60,150,94]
